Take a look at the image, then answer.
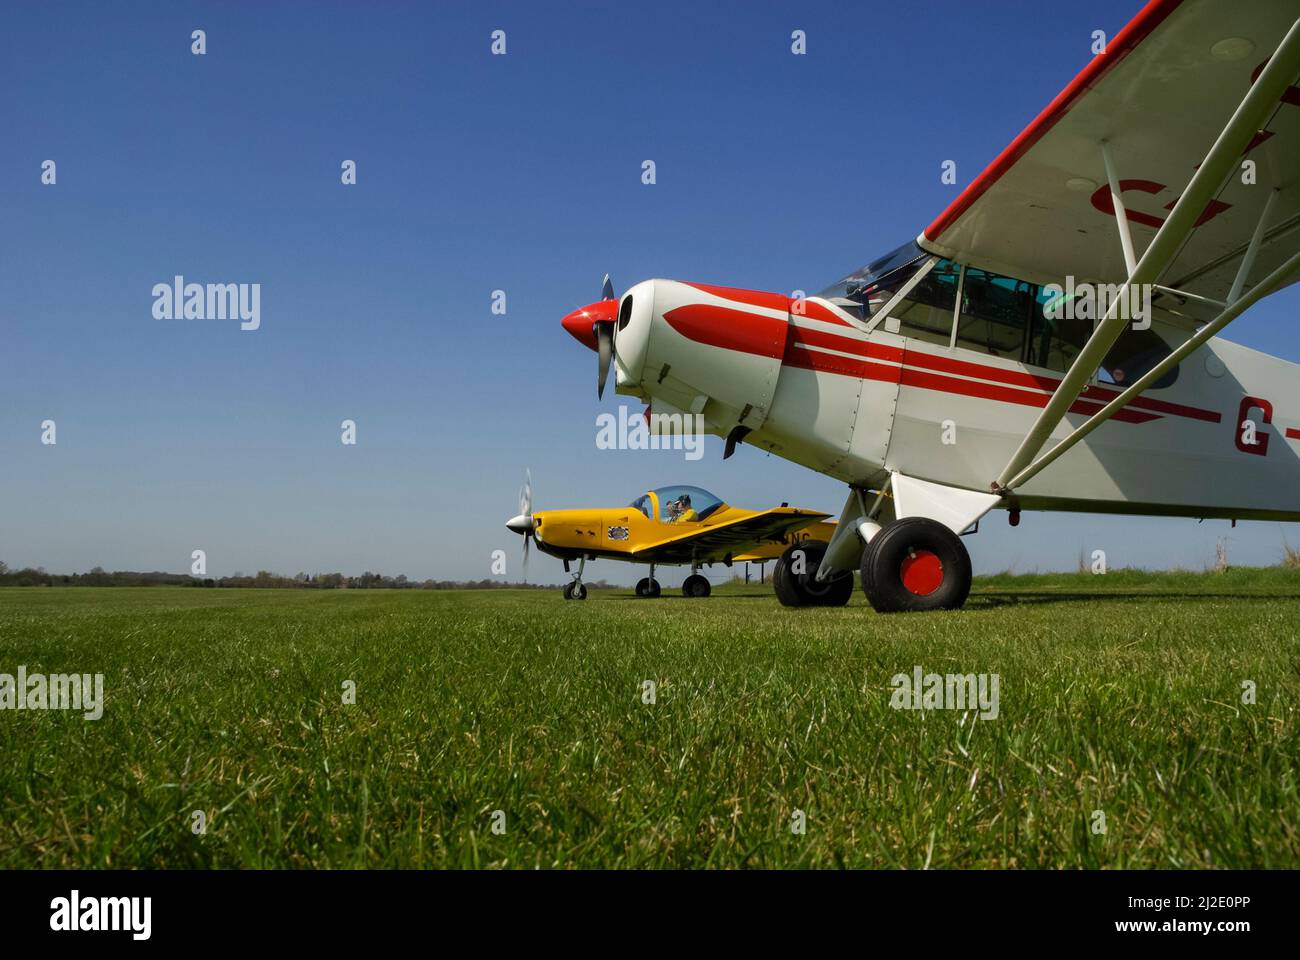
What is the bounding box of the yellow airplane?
[505,478,837,600]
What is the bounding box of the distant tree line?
[0,561,590,590]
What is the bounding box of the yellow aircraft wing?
[629,508,830,565]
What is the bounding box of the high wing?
[912,0,1300,492]
[629,508,829,565]
[921,0,1300,306]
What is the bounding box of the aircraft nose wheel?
[682,574,711,598]
[860,517,971,613]
[634,577,661,598]
[773,540,853,607]
[562,556,588,600]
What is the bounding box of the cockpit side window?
[956,268,1035,359]
[821,246,1182,389]
[886,259,961,347]
[1026,287,1090,373]
[1031,285,1178,387]
[1099,328,1178,389]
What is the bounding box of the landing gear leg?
[636,563,662,598]
[563,556,588,601]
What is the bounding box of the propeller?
[504,469,535,580]
[596,325,613,399]
[596,274,616,399]
[519,469,532,578]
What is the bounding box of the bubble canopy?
[629,485,725,521]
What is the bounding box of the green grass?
[0,572,1297,868]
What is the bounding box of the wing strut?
[1100,141,1138,276]
[1228,188,1280,304]
[993,17,1300,493]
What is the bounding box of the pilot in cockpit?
[670,494,698,523]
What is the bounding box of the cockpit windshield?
[816,240,929,321]
[646,485,724,523]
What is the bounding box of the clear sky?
[3,0,1298,585]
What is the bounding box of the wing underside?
[912,0,1300,494]
[922,0,1300,306]
[631,510,829,565]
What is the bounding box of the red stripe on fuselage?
[682,281,850,327]
[898,366,1159,424]
[664,301,1215,427]
[784,342,900,383]
[785,344,1156,423]
[792,324,905,364]
[787,323,1219,423]
[682,283,792,314]
[663,303,786,359]
[791,299,850,326]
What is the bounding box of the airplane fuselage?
[610,277,1300,522]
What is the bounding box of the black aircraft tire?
[773,555,801,607]
[817,569,854,607]
[683,574,711,598]
[774,540,852,607]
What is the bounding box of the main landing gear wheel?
[682,574,711,598]
[860,517,971,613]
[773,540,853,608]
[635,577,661,598]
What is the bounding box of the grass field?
[1,571,1297,869]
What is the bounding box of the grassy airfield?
[1,572,1297,869]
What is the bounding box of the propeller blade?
[601,273,614,301]
[516,468,533,582]
[596,323,613,399]
[519,468,532,518]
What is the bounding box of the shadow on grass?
[592,586,1300,607]
[968,590,1300,609]
[607,592,776,602]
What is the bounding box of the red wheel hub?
[900,549,943,596]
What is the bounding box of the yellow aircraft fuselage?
[528,488,832,566]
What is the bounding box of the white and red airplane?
[560,0,1300,613]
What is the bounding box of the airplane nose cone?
[506,514,532,534]
[560,299,618,351]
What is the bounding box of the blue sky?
[3,0,1298,585]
